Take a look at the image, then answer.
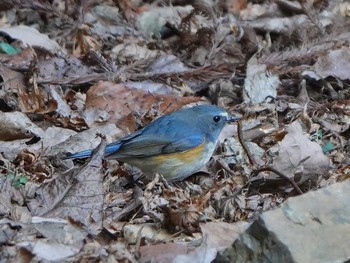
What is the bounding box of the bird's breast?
[151,140,217,181]
[154,141,207,164]
[122,140,218,182]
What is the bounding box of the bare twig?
[237,121,256,167]
[251,166,303,194]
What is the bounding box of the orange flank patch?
[153,142,206,164]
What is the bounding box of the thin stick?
[251,166,303,194]
[237,121,256,167]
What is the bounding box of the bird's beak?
[226,116,240,122]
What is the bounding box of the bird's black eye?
[213,116,221,123]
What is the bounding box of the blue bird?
[65,105,239,182]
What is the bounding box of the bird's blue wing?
[106,133,203,159]
[66,111,204,160]
[105,115,204,159]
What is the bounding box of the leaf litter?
[0,0,349,262]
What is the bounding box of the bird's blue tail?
[64,142,123,159]
[64,149,93,159]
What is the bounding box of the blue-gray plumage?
[65,105,239,181]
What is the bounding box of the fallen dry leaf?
[0,111,43,141]
[0,25,62,52]
[28,140,106,234]
[85,81,202,131]
[243,56,279,103]
[303,48,350,80]
[273,121,330,184]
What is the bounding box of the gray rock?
[215,180,350,263]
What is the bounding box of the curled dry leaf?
[273,121,330,184]
[13,149,54,183]
[243,56,279,104]
[18,83,57,114]
[73,24,102,57]
[0,111,44,141]
[111,42,161,62]
[162,189,213,234]
[13,149,36,167]
[163,205,201,234]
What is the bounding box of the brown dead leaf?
[43,85,90,130]
[0,126,75,163]
[160,187,213,234]
[163,205,201,234]
[228,0,248,13]
[46,85,73,117]
[0,47,35,71]
[16,247,35,263]
[73,24,102,57]
[106,185,143,223]
[13,149,54,183]
[85,81,201,131]
[13,149,36,167]
[18,83,57,114]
